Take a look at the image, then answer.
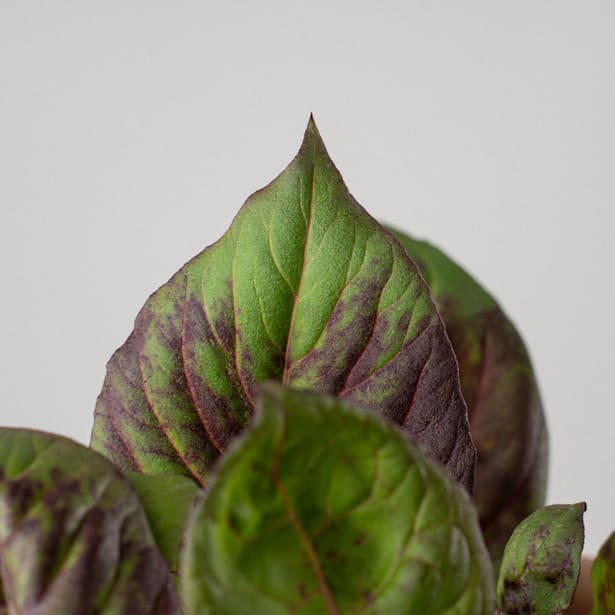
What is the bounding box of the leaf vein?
[231,217,256,406]
[282,165,316,383]
[181,279,225,458]
[136,347,203,485]
[270,411,340,615]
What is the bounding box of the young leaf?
[180,383,495,615]
[590,530,615,613]
[125,472,200,575]
[496,503,586,614]
[0,428,178,614]
[391,230,548,564]
[91,118,475,491]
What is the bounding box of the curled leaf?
[180,383,494,614]
[391,231,548,563]
[590,530,615,614]
[0,428,178,614]
[496,502,586,614]
[91,118,475,491]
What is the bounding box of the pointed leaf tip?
[307,112,317,132]
[301,113,327,154]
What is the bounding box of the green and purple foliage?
[180,384,494,614]
[496,503,585,614]
[390,232,548,568]
[90,118,475,492]
[0,429,178,614]
[0,119,606,614]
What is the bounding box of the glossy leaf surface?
[180,383,494,614]
[392,230,548,563]
[496,503,585,614]
[0,429,178,614]
[591,530,615,614]
[92,119,475,490]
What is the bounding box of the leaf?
[391,230,548,564]
[590,530,615,613]
[496,503,586,614]
[125,472,200,575]
[180,383,495,614]
[91,117,475,491]
[0,428,179,614]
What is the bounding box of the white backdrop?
[1,3,614,554]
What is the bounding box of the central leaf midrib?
[282,164,316,384]
[270,413,339,615]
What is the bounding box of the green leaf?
[590,530,615,613]
[0,428,178,614]
[391,230,548,565]
[91,118,475,491]
[180,383,494,615]
[125,472,200,575]
[496,503,586,614]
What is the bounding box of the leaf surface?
[126,472,200,575]
[391,230,548,564]
[590,530,615,614]
[180,383,494,614]
[0,428,178,614]
[91,119,475,490]
[496,503,585,614]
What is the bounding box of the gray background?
[2,3,614,554]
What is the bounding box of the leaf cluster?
[0,119,611,614]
